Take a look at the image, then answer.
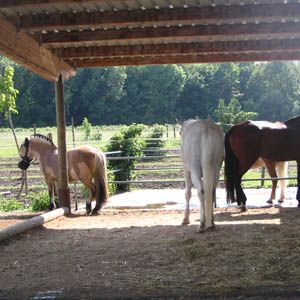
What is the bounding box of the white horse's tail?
[202,139,222,207]
[94,152,109,210]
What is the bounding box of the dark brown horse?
[225,117,300,211]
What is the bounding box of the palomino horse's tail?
[224,131,238,203]
[94,152,109,211]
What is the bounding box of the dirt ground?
[1,206,300,300]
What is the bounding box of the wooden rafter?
[18,3,300,32]
[39,22,300,46]
[0,0,100,9]
[68,52,300,68]
[57,39,300,59]
[0,16,75,81]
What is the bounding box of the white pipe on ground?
[0,207,69,242]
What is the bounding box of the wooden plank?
[19,4,300,32]
[58,39,300,59]
[68,51,300,67]
[0,16,75,82]
[39,22,300,46]
[0,0,100,9]
[0,208,69,242]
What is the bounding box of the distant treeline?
[1,56,300,127]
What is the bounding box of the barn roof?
[0,0,300,81]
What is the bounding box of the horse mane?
[31,133,56,147]
[284,116,300,128]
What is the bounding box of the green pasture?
[0,124,181,158]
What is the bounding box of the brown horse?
[225,117,299,211]
[18,134,109,215]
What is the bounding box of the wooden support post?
[55,74,70,211]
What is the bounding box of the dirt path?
[1,206,300,299]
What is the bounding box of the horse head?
[18,137,33,170]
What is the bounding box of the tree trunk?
[8,112,28,196]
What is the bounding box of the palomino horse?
[225,117,299,212]
[180,119,224,232]
[18,134,109,215]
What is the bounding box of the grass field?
[0,124,295,193]
[0,124,181,158]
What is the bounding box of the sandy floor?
[1,189,300,299]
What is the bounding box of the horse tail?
[201,130,223,208]
[224,131,238,203]
[94,151,109,210]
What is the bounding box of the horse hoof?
[91,209,99,216]
[207,224,216,231]
[48,203,55,211]
[197,224,206,233]
[266,199,273,204]
[239,205,247,213]
[278,199,284,204]
[181,218,190,225]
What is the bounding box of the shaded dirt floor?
[1,205,300,299]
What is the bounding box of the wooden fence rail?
[0,149,297,197]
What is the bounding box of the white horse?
[180,119,224,233]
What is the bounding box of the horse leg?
[197,186,206,233]
[81,179,95,215]
[87,186,96,215]
[277,161,288,203]
[182,168,192,225]
[47,182,56,211]
[234,176,247,212]
[264,161,277,204]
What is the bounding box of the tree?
[214,98,258,132]
[0,66,19,147]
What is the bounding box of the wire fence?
[0,148,297,198]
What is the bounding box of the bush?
[145,124,166,156]
[81,117,92,140]
[0,196,23,212]
[106,124,145,192]
[28,191,50,211]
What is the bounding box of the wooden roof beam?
[39,22,300,46]
[0,0,100,9]
[0,16,75,81]
[68,52,300,68]
[58,39,300,59]
[19,4,300,32]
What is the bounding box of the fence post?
[261,166,266,187]
[71,116,78,210]
[173,124,176,138]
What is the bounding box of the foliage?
[28,191,50,211]
[0,195,23,212]
[214,98,258,132]
[1,59,300,127]
[0,66,19,120]
[81,117,92,140]
[145,124,166,156]
[106,124,146,192]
